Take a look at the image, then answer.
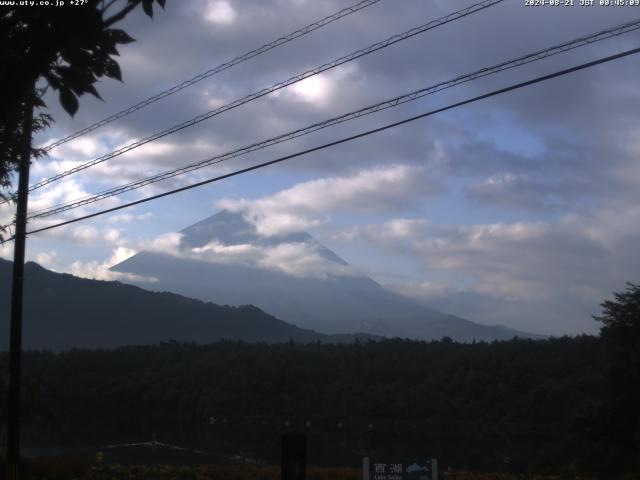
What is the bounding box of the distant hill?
[113,210,539,341]
[0,259,373,351]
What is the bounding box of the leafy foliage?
[0,88,51,204]
[595,282,640,336]
[0,0,166,226]
[590,283,640,475]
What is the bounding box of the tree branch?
[103,1,140,28]
[102,0,120,15]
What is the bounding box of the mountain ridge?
[0,259,377,351]
[113,210,541,341]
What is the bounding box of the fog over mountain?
[112,210,539,341]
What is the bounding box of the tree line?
[0,284,638,476]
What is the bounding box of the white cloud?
[350,218,568,300]
[106,212,154,224]
[27,178,93,214]
[147,232,183,253]
[256,242,356,278]
[69,247,155,283]
[72,226,98,245]
[0,239,13,260]
[107,246,137,266]
[246,213,323,238]
[191,240,259,259]
[17,0,638,338]
[31,129,129,180]
[129,141,177,157]
[290,75,331,106]
[217,164,442,236]
[139,230,357,279]
[465,172,570,211]
[104,228,121,243]
[204,1,236,24]
[35,250,58,269]
[283,64,359,108]
[33,127,192,194]
[0,203,15,252]
[28,217,69,241]
[72,226,99,245]
[337,218,430,253]
[341,205,640,334]
[65,136,103,157]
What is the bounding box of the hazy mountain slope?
[113,210,537,341]
[0,259,370,351]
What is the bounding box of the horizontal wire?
[24,0,504,194]
[5,45,636,243]
[24,18,640,221]
[40,0,385,153]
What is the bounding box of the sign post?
[281,433,306,480]
[6,83,34,480]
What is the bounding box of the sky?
[1,0,639,336]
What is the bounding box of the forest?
[0,284,638,477]
[0,333,635,477]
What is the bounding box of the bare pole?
[6,84,34,480]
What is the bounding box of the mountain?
[112,210,538,341]
[0,259,373,351]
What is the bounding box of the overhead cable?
[25,0,504,193]
[24,18,640,221]
[4,45,636,243]
[41,0,385,152]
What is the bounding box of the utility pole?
[6,85,34,480]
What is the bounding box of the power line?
[5,45,636,243]
[24,0,504,194]
[40,0,385,153]
[24,18,640,221]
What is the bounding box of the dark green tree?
[1,3,167,475]
[0,0,166,208]
[596,282,640,336]
[593,283,640,474]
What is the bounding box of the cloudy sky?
[2,0,639,336]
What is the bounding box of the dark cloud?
[21,0,640,335]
